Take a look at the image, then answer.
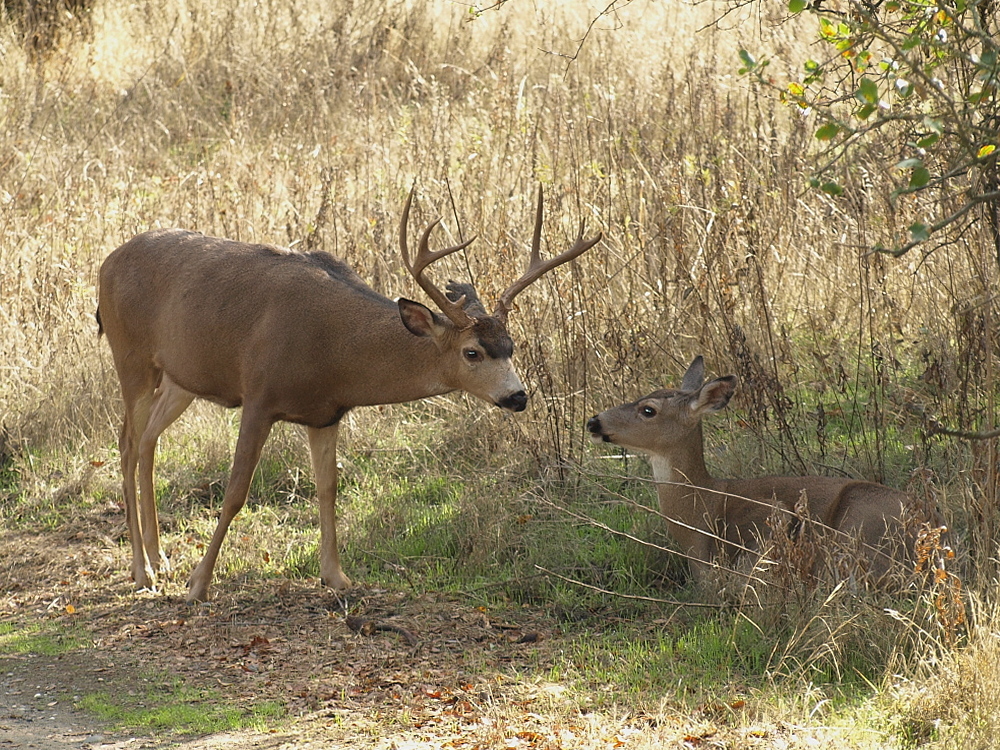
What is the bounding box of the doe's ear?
[693,375,738,415]
[398,298,446,338]
[681,356,705,392]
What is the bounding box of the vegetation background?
[1,0,998,747]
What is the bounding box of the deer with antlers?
[588,356,942,585]
[97,187,600,602]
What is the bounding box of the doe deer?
[587,356,937,585]
[98,187,600,602]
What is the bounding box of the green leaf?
[788,0,808,12]
[820,181,843,196]
[895,157,924,170]
[909,223,930,243]
[738,49,757,72]
[917,134,940,149]
[815,122,840,141]
[909,166,931,188]
[856,78,879,104]
[857,103,877,120]
[803,59,823,84]
[922,116,944,135]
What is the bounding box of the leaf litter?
[1,511,837,748]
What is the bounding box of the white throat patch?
[650,455,674,483]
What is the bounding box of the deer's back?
[97,229,396,405]
[716,474,917,553]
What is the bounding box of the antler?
[494,186,602,322]
[399,188,478,327]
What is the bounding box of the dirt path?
[2,652,114,749]
[0,648,192,750]
[1,627,294,750]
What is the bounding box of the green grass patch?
[542,614,773,705]
[0,621,89,656]
[77,675,285,735]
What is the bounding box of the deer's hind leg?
[832,486,906,584]
[186,406,274,603]
[137,373,195,580]
[116,365,159,590]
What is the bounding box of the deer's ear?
[693,375,738,414]
[398,298,446,338]
[681,356,705,391]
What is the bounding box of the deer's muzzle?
[498,390,528,412]
[586,416,610,442]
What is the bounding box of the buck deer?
[98,187,600,602]
[588,356,936,585]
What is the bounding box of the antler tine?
[399,188,477,327]
[495,186,602,321]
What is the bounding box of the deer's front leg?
[308,424,351,590]
[187,409,273,603]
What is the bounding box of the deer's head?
[587,356,738,454]
[399,187,601,412]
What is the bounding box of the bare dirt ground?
[1,509,699,750]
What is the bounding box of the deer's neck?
[349,316,457,405]
[648,426,717,493]
[648,425,724,559]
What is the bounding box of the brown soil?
[0,510,673,749]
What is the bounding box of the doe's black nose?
[586,416,602,434]
[499,390,528,412]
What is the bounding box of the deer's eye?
[464,349,481,362]
[640,405,657,418]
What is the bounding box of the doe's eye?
[640,405,657,418]
[464,349,481,361]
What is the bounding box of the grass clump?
[0,621,89,656]
[77,677,285,735]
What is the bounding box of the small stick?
[345,614,419,647]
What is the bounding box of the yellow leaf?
[978,144,996,159]
[66,604,76,614]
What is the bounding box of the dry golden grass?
[3,0,1000,746]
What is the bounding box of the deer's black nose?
[498,390,528,412]
[587,416,602,434]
